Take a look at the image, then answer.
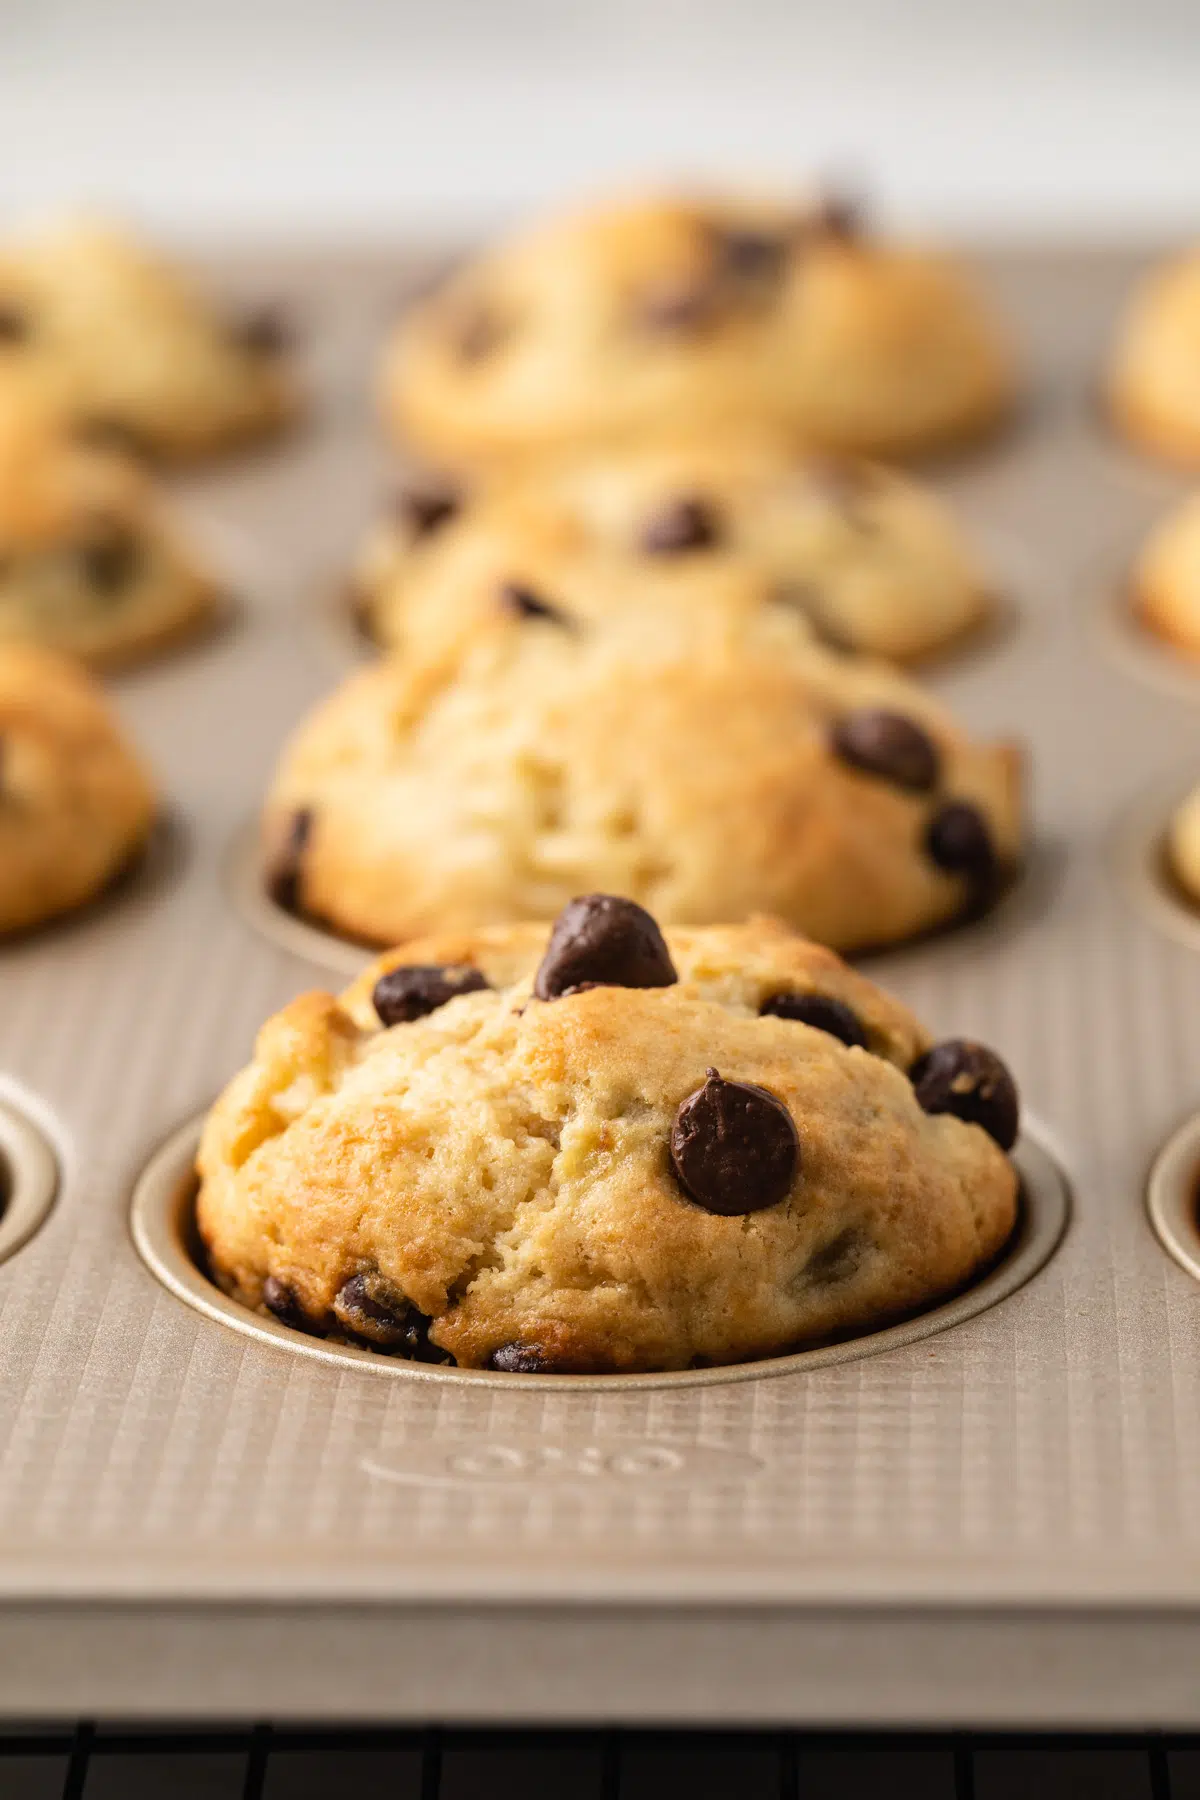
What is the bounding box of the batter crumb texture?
[196,905,1021,1374]
[263,571,1023,955]
[383,190,1014,466]
[355,436,991,666]
[0,641,156,933]
[0,218,296,460]
[0,380,219,665]
[1109,250,1200,464]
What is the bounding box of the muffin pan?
[0,1089,59,1269]
[6,245,1200,1727]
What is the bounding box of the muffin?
[1108,250,1200,463]
[383,189,1014,467]
[264,565,1022,955]
[354,437,992,666]
[197,902,1021,1374]
[1130,489,1200,657]
[0,217,296,460]
[0,380,219,665]
[0,642,156,933]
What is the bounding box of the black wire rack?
[0,1725,1197,1798]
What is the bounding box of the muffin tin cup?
[131,1111,1070,1393]
[1110,767,1200,951]
[0,1088,60,1269]
[1147,1109,1200,1283]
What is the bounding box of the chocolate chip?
[450,301,507,363]
[831,709,941,793]
[670,1068,799,1216]
[759,991,868,1049]
[713,225,789,284]
[534,894,677,1000]
[0,304,28,343]
[486,1341,558,1373]
[233,305,290,355]
[332,1269,451,1360]
[806,189,863,241]
[74,417,153,462]
[263,1275,327,1337]
[925,801,996,879]
[638,273,721,333]
[396,482,460,540]
[500,580,572,627]
[373,962,489,1026]
[76,520,139,596]
[803,1225,866,1287]
[267,808,312,914]
[640,495,721,555]
[909,1038,1019,1151]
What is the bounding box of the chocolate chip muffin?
[196,902,1020,1374]
[1108,250,1200,464]
[0,380,219,665]
[0,641,156,933]
[0,218,296,460]
[264,567,1022,954]
[1130,489,1200,658]
[383,190,1014,466]
[354,437,991,665]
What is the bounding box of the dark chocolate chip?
[74,417,153,462]
[805,189,864,241]
[670,1068,799,1216]
[640,495,722,555]
[831,709,941,793]
[486,1341,558,1373]
[396,482,461,540]
[499,580,572,627]
[0,304,28,343]
[534,893,677,1001]
[759,991,868,1049]
[638,272,721,333]
[267,808,313,914]
[909,1038,1019,1151]
[262,1275,328,1337]
[76,521,140,596]
[925,801,996,879]
[450,301,507,363]
[233,305,291,355]
[332,1269,451,1360]
[373,962,489,1026]
[713,225,789,284]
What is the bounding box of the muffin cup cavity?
[1110,771,1200,952]
[1147,1110,1200,1285]
[0,1089,60,1268]
[132,1112,1069,1392]
[226,816,372,976]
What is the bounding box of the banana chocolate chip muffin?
[1130,489,1200,658]
[383,189,1014,467]
[264,565,1022,955]
[0,218,296,460]
[0,641,156,933]
[354,436,992,666]
[1108,250,1200,464]
[0,381,219,665]
[197,903,1020,1374]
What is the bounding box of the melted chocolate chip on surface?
[372,962,489,1026]
[670,1068,799,1216]
[925,801,996,878]
[396,482,461,539]
[0,304,29,343]
[450,301,508,363]
[909,1038,1019,1151]
[262,1275,328,1337]
[333,1269,451,1360]
[759,991,868,1049]
[713,225,790,284]
[499,580,573,627]
[77,521,139,596]
[640,495,722,555]
[831,709,941,793]
[486,1341,560,1373]
[233,305,291,355]
[267,808,313,914]
[534,894,677,1000]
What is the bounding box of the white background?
[0,0,1197,238]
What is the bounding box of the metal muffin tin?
[5,245,1200,1727]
